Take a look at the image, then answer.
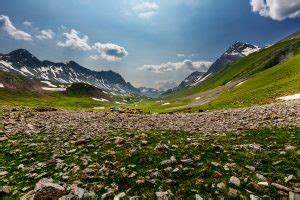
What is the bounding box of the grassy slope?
[165,39,300,100]
[0,71,137,110]
[198,54,300,110]
[0,89,115,110]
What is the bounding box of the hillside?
[139,38,300,113]
[0,71,135,110]
[168,42,261,93]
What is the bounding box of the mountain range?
[0,49,140,95]
[172,41,261,92]
[138,87,164,98]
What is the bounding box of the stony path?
[2,100,299,135]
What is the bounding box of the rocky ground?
[2,100,300,135]
[0,101,299,199]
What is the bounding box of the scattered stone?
[217,182,226,189]
[211,162,220,167]
[161,156,176,165]
[271,183,292,192]
[83,190,98,199]
[101,190,114,199]
[155,191,169,200]
[229,176,241,187]
[155,144,169,151]
[257,182,269,187]
[245,165,256,171]
[0,186,11,195]
[0,170,8,177]
[0,137,8,142]
[195,194,203,200]
[284,175,296,183]
[181,159,193,164]
[228,188,238,197]
[256,173,267,181]
[114,192,126,200]
[250,194,261,200]
[285,145,296,150]
[34,178,65,200]
[20,190,35,200]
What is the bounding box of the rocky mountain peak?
[225,41,260,57]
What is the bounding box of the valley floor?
[0,101,299,199]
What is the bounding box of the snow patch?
[191,73,211,86]
[41,81,57,88]
[195,97,201,100]
[162,102,170,106]
[241,46,260,56]
[277,93,300,101]
[20,67,34,76]
[91,97,109,102]
[42,87,66,91]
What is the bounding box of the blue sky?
[1,0,300,90]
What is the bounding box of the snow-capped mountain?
[0,49,139,94]
[175,42,260,90]
[138,87,163,98]
[177,71,206,88]
[206,41,260,75]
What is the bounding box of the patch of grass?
[0,90,115,110]
[0,127,299,198]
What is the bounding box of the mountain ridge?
[172,41,261,92]
[0,49,139,94]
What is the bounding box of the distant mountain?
[206,41,261,75]
[175,42,260,89]
[0,49,139,94]
[178,71,206,88]
[138,87,163,98]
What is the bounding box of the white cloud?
[37,29,55,40]
[139,60,212,73]
[132,1,159,19]
[91,43,128,62]
[23,21,32,26]
[250,0,300,21]
[177,53,185,57]
[155,80,178,91]
[57,29,91,51]
[0,15,32,41]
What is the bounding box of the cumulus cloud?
[91,43,128,62]
[0,15,32,41]
[37,29,55,40]
[23,21,32,26]
[132,1,159,19]
[57,29,91,51]
[139,60,212,73]
[250,0,300,21]
[155,80,178,91]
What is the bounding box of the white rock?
[257,182,269,187]
[155,191,169,200]
[114,192,126,200]
[195,194,203,200]
[229,176,241,187]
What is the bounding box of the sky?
[0,0,300,90]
